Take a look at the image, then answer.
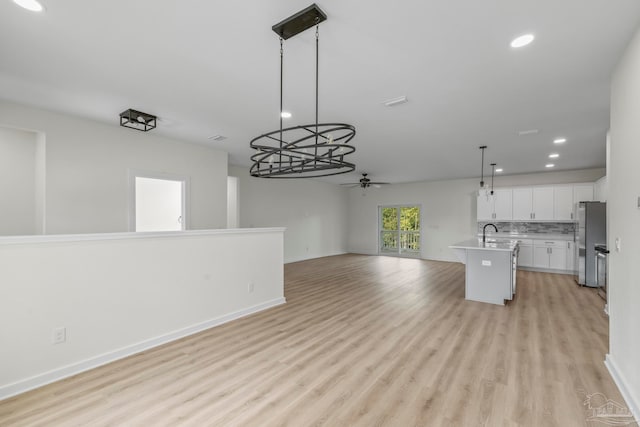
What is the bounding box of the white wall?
[227,176,239,228]
[0,229,285,399]
[0,100,228,234]
[608,26,640,420]
[0,126,38,235]
[347,168,605,261]
[229,165,349,263]
[595,176,608,202]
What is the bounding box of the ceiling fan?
[340,173,389,189]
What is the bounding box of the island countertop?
[450,238,518,252]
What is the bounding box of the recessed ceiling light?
[545,163,555,168]
[553,138,567,144]
[280,111,292,119]
[495,168,503,173]
[510,34,535,48]
[13,0,43,12]
[549,153,559,158]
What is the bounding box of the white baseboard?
[285,251,347,264]
[0,297,286,401]
[605,354,640,423]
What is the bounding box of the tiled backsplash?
[477,222,575,235]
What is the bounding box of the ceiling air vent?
[208,135,227,141]
[382,96,408,107]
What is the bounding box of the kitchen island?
[449,239,518,305]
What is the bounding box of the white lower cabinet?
[566,241,575,272]
[532,240,567,270]
[515,239,533,267]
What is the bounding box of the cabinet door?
[533,246,550,268]
[512,188,533,220]
[532,187,554,220]
[493,189,512,220]
[565,241,575,272]
[477,192,494,221]
[549,246,567,270]
[517,245,533,267]
[554,186,574,220]
[573,185,594,205]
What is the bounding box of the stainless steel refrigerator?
[576,201,606,287]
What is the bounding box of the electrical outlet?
[52,327,66,344]
[248,282,254,293]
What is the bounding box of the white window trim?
[128,169,191,232]
[378,204,423,258]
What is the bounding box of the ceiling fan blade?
[369,182,390,186]
[372,184,382,189]
[340,183,360,188]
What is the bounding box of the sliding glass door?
[379,205,421,256]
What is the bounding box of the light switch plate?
[482,260,492,266]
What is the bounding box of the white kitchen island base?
[450,239,517,305]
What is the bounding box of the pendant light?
[490,163,496,195]
[249,4,356,178]
[478,146,487,188]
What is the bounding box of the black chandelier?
[249,4,356,178]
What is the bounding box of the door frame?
[128,169,190,232]
[378,204,422,258]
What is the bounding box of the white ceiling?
[1,0,639,185]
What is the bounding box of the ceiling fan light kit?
[341,173,389,189]
[119,109,157,132]
[249,4,357,178]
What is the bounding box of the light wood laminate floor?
[0,254,623,426]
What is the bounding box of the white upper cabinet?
[493,189,513,220]
[532,187,554,220]
[476,189,513,221]
[554,186,574,220]
[512,188,533,220]
[476,191,494,221]
[478,183,595,222]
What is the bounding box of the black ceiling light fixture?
[120,109,157,132]
[249,4,356,178]
[478,145,487,188]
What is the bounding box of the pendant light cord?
[490,163,496,195]
[479,145,487,187]
[315,22,319,158]
[279,37,284,156]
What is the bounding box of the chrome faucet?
[483,223,498,243]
